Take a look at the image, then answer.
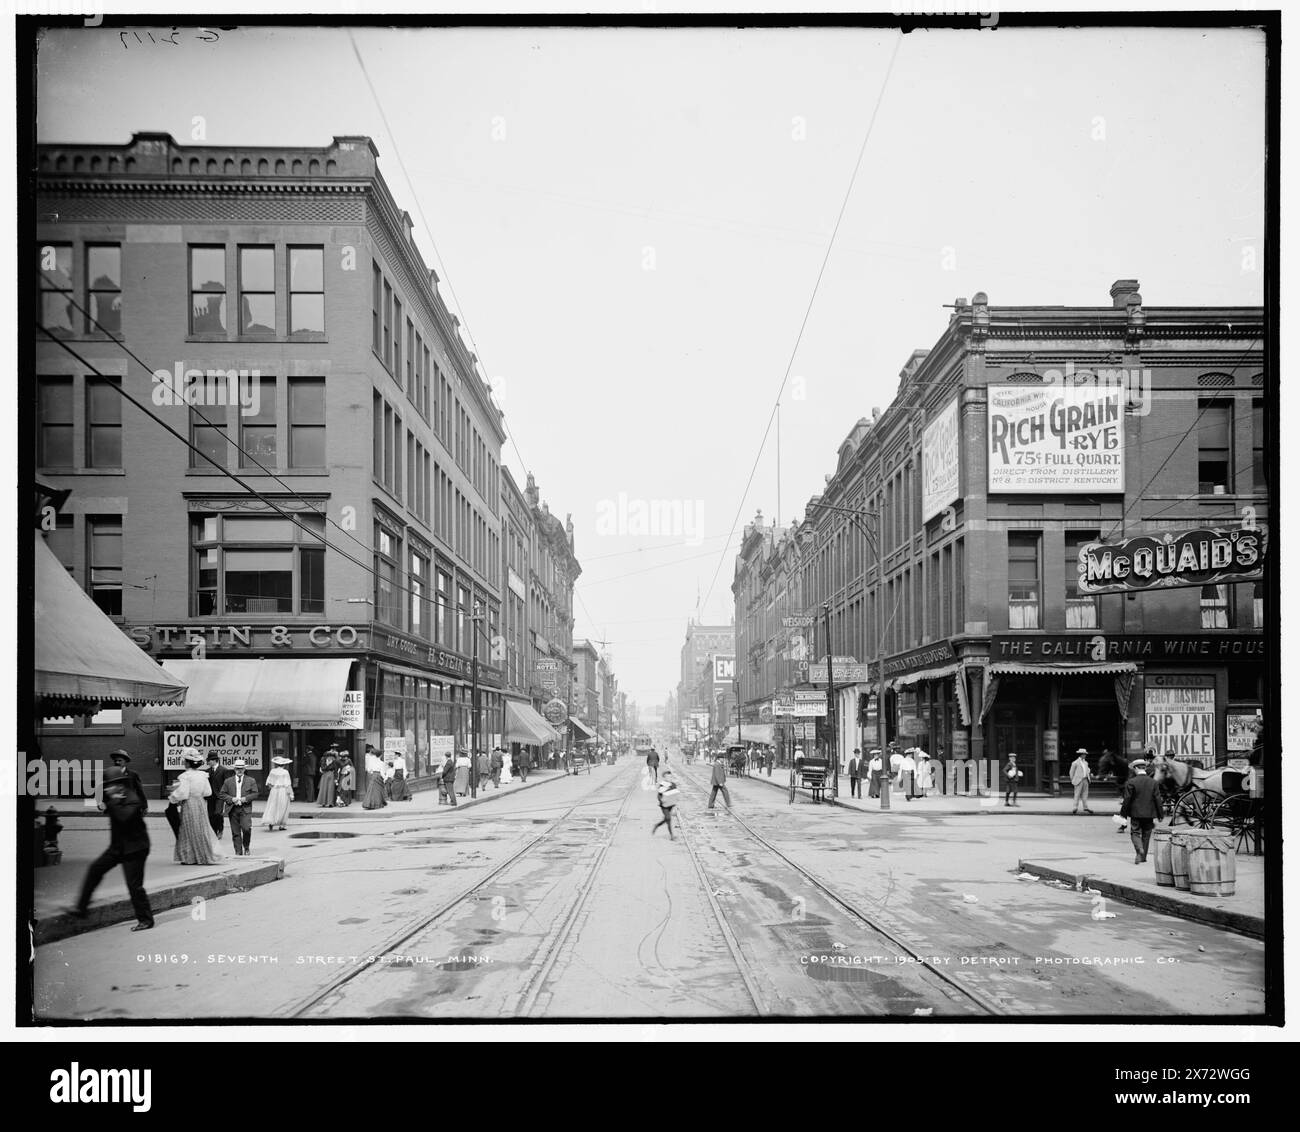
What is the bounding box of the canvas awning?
[135,658,354,728]
[35,536,188,713]
[980,661,1138,722]
[887,662,973,727]
[568,716,597,741]
[504,700,557,745]
[723,724,775,746]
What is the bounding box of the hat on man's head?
[1130,759,1148,771]
[108,748,131,764]
[272,756,292,765]
[232,758,247,769]
[102,765,129,784]
[1076,748,1088,754]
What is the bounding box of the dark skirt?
[317,769,337,807]
[389,769,412,801]
[362,770,388,809]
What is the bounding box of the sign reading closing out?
[987,385,1124,493]
[163,730,263,770]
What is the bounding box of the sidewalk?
[32,766,577,944]
[734,768,1266,938]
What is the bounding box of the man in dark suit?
[204,752,228,838]
[218,758,260,855]
[1120,759,1165,863]
[75,765,153,931]
[847,749,863,798]
[107,750,147,811]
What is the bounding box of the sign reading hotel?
[163,730,262,770]
[1076,525,1266,595]
[1144,675,1215,765]
[922,396,961,520]
[987,385,1124,493]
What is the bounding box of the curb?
[1017,860,1265,940]
[35,858,285,946]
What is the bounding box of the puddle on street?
[290,831,359,839]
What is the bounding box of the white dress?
[262,766,292,829]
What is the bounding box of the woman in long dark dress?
[316,748,338,808]
[337,755,355,805]
[361,749,388,810]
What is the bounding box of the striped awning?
[990,661,1138,677]
[504,700,557,745]
[135,658,354,728]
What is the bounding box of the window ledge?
[36,467,126,476]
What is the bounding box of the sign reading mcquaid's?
[1077,525,1266,594]
[987,385,1124,493]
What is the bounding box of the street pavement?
[31,758,1265,1021]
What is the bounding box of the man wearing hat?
[1069,748,1095,814]
[75,764,154,931]
[218,758,260,855]
[439,750,458,806]
[107,750,147,812]
[846,749,863,799]
[1120,759,1164,863]
[204,751,228,837]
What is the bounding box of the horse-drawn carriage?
[1154,756,1263,856]
[726,744,749,778]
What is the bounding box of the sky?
[34,21,1267,706]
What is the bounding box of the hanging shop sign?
[1144,674,1215,765]
[922,396,961,520]
[713,655,736,682]
[163,730,262,770]
[781,615,815,629]
[543,698,568,725]
[339,690,365,730]
[883,640,956,678]
[809,662,869,684]
[987,385,1124,494]
[774,691,827,717]
[1076,524,1267,595]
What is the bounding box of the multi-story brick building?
[675,619,734,731]
[736,280,1268,791]
[35,132,512,793]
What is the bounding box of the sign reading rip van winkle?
[987,385,1124,493]
[1076,525,1267,594]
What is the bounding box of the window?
[421,344,431,419]
[238,376,276,467]
[1008,532,1040,629]
[238,246,275,335]
[1200,584,1231,629]
[193,513,325,615]
[288,246,324,335]
[86,376,122,468]
[38,376,73,467]
[375,524,401,628]
[288,378,325,467]
[436,568,450,646]
[405,318,414,391]
[190,375,228,468]
[372,263,383,354]
[1065,531,1099,629]
[457,584,469,653]
[86,245,122,334]
[88,516,123,616]
[382,279,393,367]
[39,242,74,335]
[393,298,403,383]
[410,549,431,638]
[190,246,227,334]
[1197,401,1232,493]
[1252,582,1264,628]
[394,415,403,500]
[1252,399,1266,495]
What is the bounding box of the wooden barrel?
[1170,832,1192,891]
[1183,832,1237,897]
[1152,826,1175,887]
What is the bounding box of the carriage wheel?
[1171,789,1216,828]
[1213,794,1264,856]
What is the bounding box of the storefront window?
[1200,584,1231,629]
[1007,533,1041,629]
[1064,532,1099,629]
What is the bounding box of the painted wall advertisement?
[1144,674,1215,766]
[987,385,1125,494]
[922,396,961,520]
[163,730,263,770]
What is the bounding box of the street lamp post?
[470,603,484,800]
[824,601,837,800]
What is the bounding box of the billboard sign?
[713,655,736,682]
[163,730,262,770]
[987,385,1124,493]
[922,396,961,520]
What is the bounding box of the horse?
[1150,753,1248,808]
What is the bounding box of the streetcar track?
[278,768,636,1019]
[674,763,1009,1017]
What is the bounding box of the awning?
[135,658,354,728]
[980,661,1139,723]
[568,716,597,741]
[723,724,775,746]
[504,700,557,745]
[35,537,188,712]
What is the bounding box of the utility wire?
[700,32,904,618]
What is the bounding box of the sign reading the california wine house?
[987,385,1124,493]
[1076,525,1266,595]
[922,396,961,520]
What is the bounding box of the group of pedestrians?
[844,746,934,799]
[650,752,734,842]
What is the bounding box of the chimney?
[1109,279,1141,308]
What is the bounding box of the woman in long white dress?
[262,756,293,830]
[168,748,222,865]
